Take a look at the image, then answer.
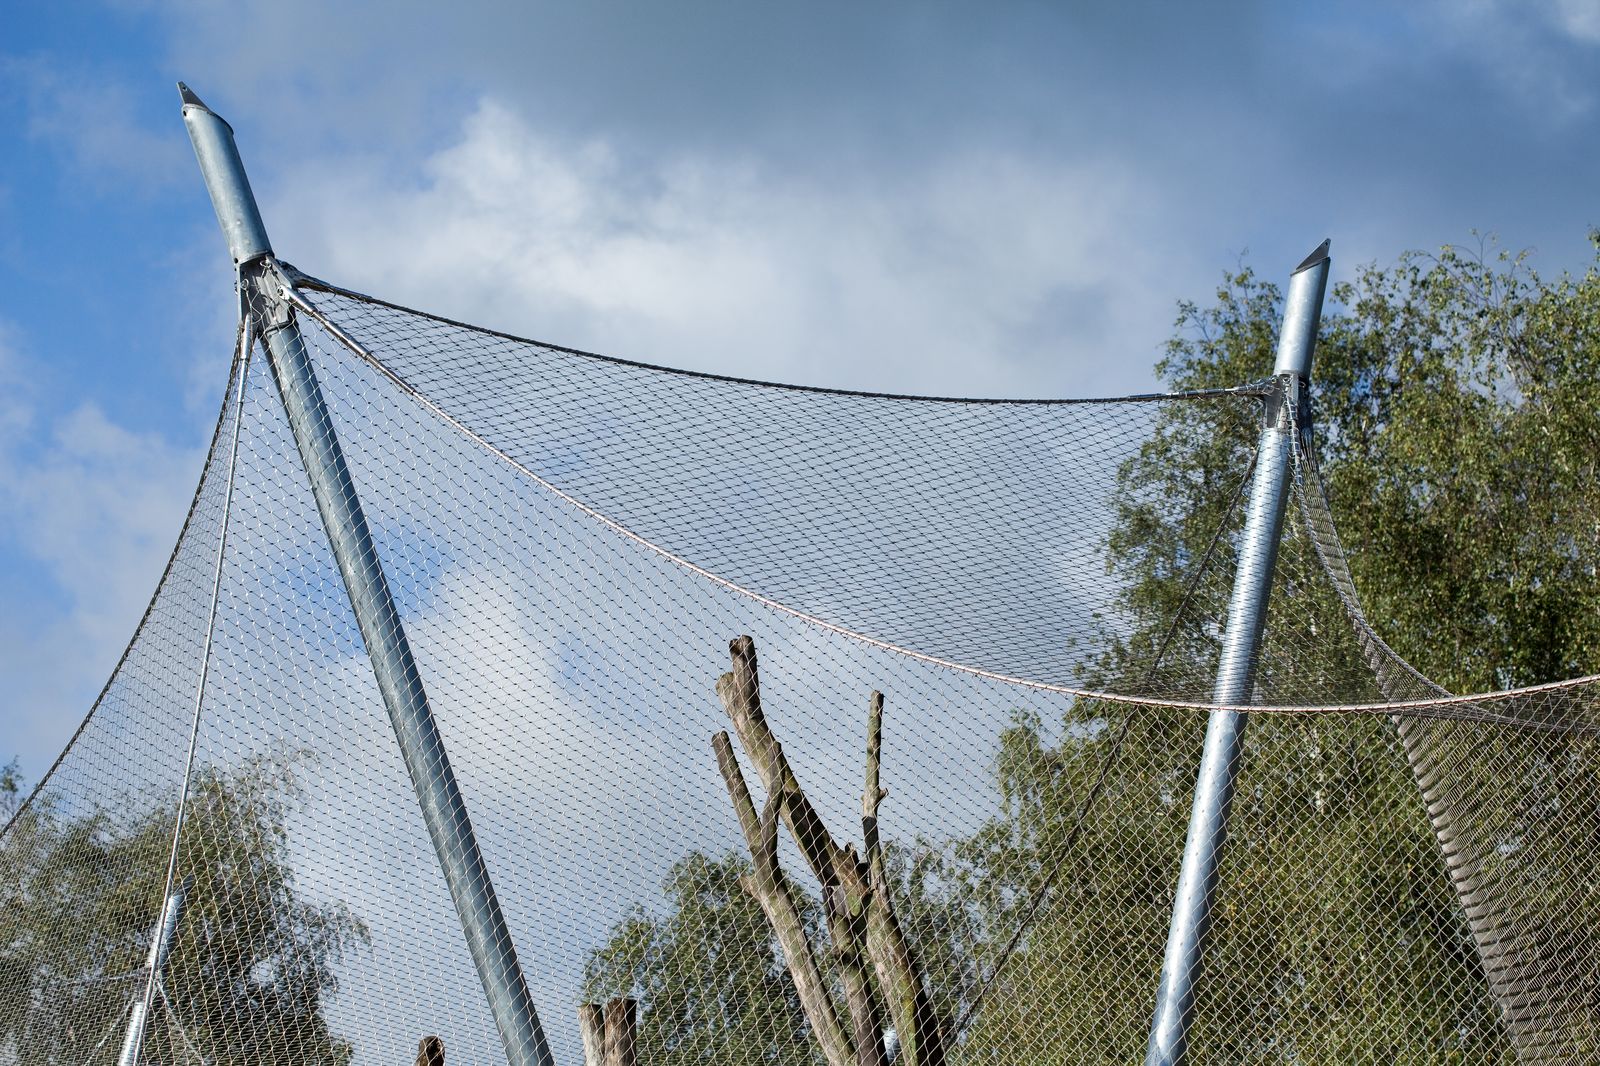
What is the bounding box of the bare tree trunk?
[716,638,844,884]
[828,882,889,1066]
[716,637,887,1066]
[578,1004,605,1066]
[714,636,939,1066]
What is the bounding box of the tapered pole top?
[179,82,273,267]
[177,82,211,113]
[1273,239,1330,378]
[1293,238,1331,275]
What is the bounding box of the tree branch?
[717,637,848,886]
[713,731,855,1066]
[716,638,944,1066]
[863,690,888,879]
[861,691,945,1066]
[717,638,885,1066]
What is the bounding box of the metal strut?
[178,83,553,1066]
[1143,240,1330,1066]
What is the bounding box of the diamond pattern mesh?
[3,272,1597,1065]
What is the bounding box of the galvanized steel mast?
[1143,241,1331,1066]
[178,83,553,1066]
[116,881,187,1066]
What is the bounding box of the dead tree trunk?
[713,636,944,1066]
[860,691,943,1066]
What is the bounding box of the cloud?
[0,326,207,777]
[270,99,1190,399]
[3,406,205,648]
[1418,0,1600,123]
[1550,0,1600,43]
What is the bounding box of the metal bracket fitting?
[1264,372,1313,451]
[241,257,296,337]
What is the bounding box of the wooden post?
[578,1004,605,1066]
[415,1035,445,1066]
[603,997,639,1066]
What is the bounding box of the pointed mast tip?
[1294,239,1331,274]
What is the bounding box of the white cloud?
[269,99,1192,400]
[0,327,206,777]
[1422,0,1600,122]
[1552,0,1600,43]
[3,405,205,649]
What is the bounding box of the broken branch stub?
[863,690,888,879]
[861,690,944,1066]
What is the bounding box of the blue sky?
[3,0,1600,782]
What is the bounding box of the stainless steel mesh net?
[4,269,1597,1065]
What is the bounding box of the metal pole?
[1143,240,1330,1066]
[117,881,187,1066]
[178,83,553,1066]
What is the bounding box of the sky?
[3,0,1600,785]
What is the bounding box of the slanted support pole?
[1143,241,1330,1066]
[178,83,553,1066]
[116,881,187,1066]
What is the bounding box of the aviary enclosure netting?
[3,262,1600,1065]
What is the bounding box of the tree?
[0,755,368,1065]
[709,637,946,1066]
[585,637,972,1066]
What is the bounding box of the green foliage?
[952,235,1600,1061]
[585,852,823,1066]
[0,760,20,825]
[943,707,1509,1064]
[0,756,367,1065]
